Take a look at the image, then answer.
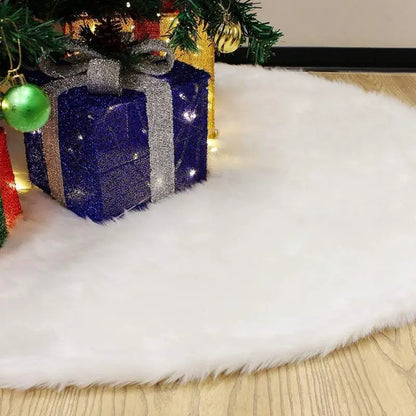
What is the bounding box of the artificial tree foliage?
[0,0,66,74]
[22,0,283,64]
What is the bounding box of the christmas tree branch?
[20,0,282,64]
[170,0,282,64]
[0,1,66,73]
[231,0,282,64]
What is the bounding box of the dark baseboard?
[215,47,416,72]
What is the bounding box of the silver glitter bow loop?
[39,40,102,79]
[39,39,175,96]
[130,39,175,76]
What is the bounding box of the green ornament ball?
[1,84,51,133]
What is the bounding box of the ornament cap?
[7,70,27,87]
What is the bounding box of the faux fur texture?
[1,64,416,389]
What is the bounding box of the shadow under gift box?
[24,62,209,223]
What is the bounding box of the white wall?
[258,0,416,47]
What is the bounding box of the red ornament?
[133,2,178,41]
[162,1,176,13]
[0,127,22,230]
[133,19,161,42]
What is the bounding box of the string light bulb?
[207,138,220,154]
[183,110,197,122]
[14,175,32,192]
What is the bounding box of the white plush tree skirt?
[1,64,416,389]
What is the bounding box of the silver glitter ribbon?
[39,39,175,204]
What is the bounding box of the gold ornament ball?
[214,21,242,54]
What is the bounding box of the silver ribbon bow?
[39,39,176,205]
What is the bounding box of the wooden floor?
[2,72,416,416]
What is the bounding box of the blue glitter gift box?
[24,61,209,223]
